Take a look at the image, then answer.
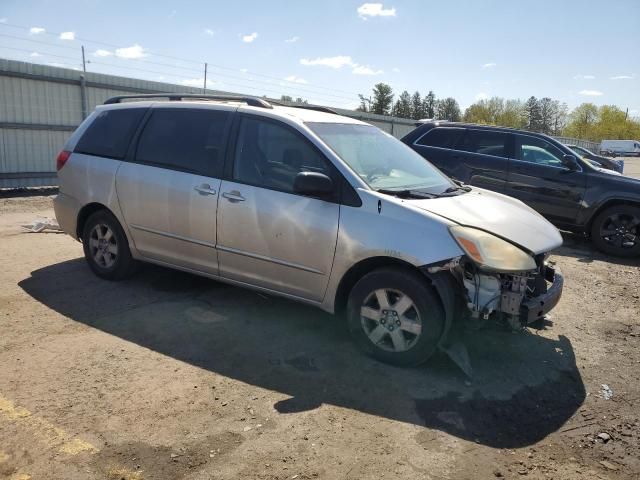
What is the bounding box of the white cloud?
[475,92,489,101]
[285,36,300,43]
[574,74,595,80]
[59,31,75,40]
[239,68,248,73]
[168,10,177,18]
[392,67,400,73]
[481,62,496,69]
[115,44,147,59]
[284,75,308,84]
[579,89,603,96]
[29,27,45,35]
[181,78,205,88]
[30,52,41,57]
[0,18,7,23]
[300,55,354,69]
[180,78,221,89]
[357,3,396,19]
[204,28,214,36]
[610,75,634,80]
[93,49,113,57]
[352,65,383,75]
[242,32,258,43]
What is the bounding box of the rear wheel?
[82,210,137,280]
[591,205,640,257]
[347,267,445,366]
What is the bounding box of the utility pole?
[81,45,86,73]
[203,63,208,93]
[625,107,629,120]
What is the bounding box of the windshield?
[307,122,454,193]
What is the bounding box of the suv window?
[233,116,331,193]
[516,135,566,168]
[415,127,464,148]
[75,108,147,159]
[457,129,510,158]
[135,109,230,177]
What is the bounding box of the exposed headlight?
[449,226,536,272]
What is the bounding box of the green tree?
[371,83,394,115]
[539,97,555,134]
[564,103,599,139]
[436,97,461,121]
[411,91,423,119]
[524,96,542,131]
[396,90,412,118]
[422,90,436,118]
[357,94,371,112]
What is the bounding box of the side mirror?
[293,171,334,196]
[562,154,579,171]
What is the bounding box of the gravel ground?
[0,196,638,480]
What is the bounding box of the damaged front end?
[429,226,564,330]
[457,256,563,329]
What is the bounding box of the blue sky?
[1,0,639,114]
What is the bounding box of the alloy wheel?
[88,223,118,268]
[600,213,639,250]
[360,288,422,352]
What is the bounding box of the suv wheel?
[591,205,640,257]
[82,210,137,280]
[347,267,445,366]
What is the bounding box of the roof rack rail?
[270,101,338,115]
[103,93,273,109]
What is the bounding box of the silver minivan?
[54,94,564,366]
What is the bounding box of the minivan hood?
[407,189,563,254]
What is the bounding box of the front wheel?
[347,267,445,366]
[591,205,640,257]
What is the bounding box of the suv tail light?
[56,150,71,171]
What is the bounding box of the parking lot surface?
[0,192,639,480]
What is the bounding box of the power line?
[0,22,363,98]
[0,30,359,104]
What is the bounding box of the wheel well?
[586,199,640,233]
[76,202,109,239]
[333,256,420,315]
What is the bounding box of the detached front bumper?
[520,265,563,324]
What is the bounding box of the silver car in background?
[54,94,564,366]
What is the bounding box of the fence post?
[79,74,88,119]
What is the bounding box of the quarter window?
[457,130,510,158]
[516,135,565,167]
[233,117,331,193]
[75,108,147,159]
[135,109,231,177]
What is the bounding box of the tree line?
[356,83,640,142]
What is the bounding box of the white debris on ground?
[600,384,614,400]
[22,217,62,233]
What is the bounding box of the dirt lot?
[0,194,639,480]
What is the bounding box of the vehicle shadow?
[557,232,640,267]
[19,258,585,449]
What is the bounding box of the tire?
[82,209,137,280]
[590,204,640,258]
[346,267,445,367]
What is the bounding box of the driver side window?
[516,135,565,167]
[233,117,331,193]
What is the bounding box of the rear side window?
[415,127,464,148]
[457,130,510,158]
[75,108,147,159]
[135,109,231,177]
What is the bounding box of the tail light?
[56,150,71,171]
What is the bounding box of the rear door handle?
[194,184,217,196]
[222,191,245,202]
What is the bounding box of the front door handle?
[194,184,217,196]
[222,191,245,202]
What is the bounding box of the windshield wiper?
[376,189,438,199]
